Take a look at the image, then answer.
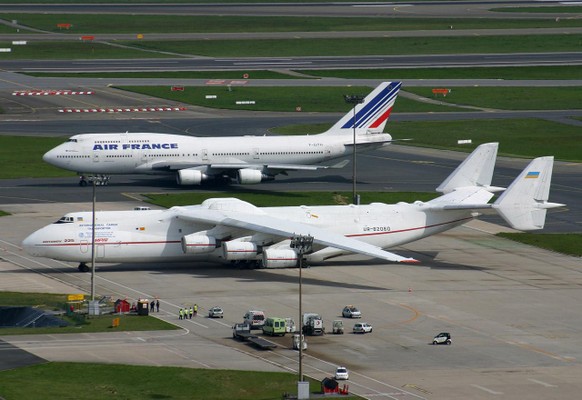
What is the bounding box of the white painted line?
[528,378,557,388]
[471,384,503,395]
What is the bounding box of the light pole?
[90,179,96,302]
[290,234,313,384]
[344,94,365,205]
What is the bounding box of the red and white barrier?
[13,90,94,96]
[58,106,187,113]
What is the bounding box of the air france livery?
[24,143,565,271]
[43,82,402,186]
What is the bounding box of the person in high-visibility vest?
[189,306,193,319]
[179,308,183,320]
[193,304,198,316]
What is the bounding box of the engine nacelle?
[181,234,217,254]
[222,241,258,261]
[237,169,263,185]
[176,169,206,185]
[262,249,298,269]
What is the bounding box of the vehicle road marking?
[528,378,556,388]
[471,384,503,395]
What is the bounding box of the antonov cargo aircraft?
[43,82,401,186]
[23,143,565,271]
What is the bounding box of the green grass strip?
[388,118,582,162]
[27,70,298,79]
[120,34,582,57]
[144,191,438,209]
[301,65,582,80]
[0,136,74,179]
[0,41,171,59]
[0,362,326,400]
[496,233,582,257]
[115,85,465,113]
[404,86,582,111]
[3,14,582,34]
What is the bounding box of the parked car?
[334,366,349,380]
[432,332,451,345]
[353,322,372,334]
[342,305,362,318]
[208,306,224,318]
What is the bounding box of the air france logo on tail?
[525,171,540,179]
[341,82,402,130]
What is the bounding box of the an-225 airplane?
[43,82,401,186]
[23,143,564,271]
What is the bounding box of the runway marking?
[471,384,503,395]
[528,378,557,388]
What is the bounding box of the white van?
[243,310,266,329]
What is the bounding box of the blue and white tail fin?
[320,82,401,136]
[436,143,503,194]
[493,156,565,230]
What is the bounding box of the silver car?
[208,306,224,318]
[342,305,362,318]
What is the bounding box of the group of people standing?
[179,304,197,320]
[149,299,160,312]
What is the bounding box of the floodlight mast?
[290,234,313,383]
[344,94,365,205]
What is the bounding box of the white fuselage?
[22,203,473,265]
[43,132,385,175]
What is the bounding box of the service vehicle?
[353,322,373,334]
[208,306,224,318]
[292,333,307,350]
[262,317,286,336]
[332,320,344,334]
[284,317,297,333]
[302,312,324,336]
[342,305,361,318]
[335,366,349,380]
[232,323,253,340]
[432,332,452,345]
[243,310,266,329]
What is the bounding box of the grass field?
[3,14,582,34]
[120,34,582,57]
[0,363,334,400]
[25,65,582,80]
[115,85,465,113]
[0,291,178,335]
[0,41,171,60]
[302,65,582,80]
[0,35,579,60]
[0,136,73,179]
[144,191,439,209]
[387,119,582,162]
[496,233,582,257]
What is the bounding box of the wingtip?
[400,258,420,264]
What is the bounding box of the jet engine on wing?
[181,234,217,254]
[237,169,265,184]
[222,241,258,261]
[262,249,298,268]
[177,169,207,185]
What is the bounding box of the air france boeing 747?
[43,82,401,186]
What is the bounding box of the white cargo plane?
[43,82,402,186]
[23,143,565,271]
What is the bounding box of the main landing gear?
[78,263,90,272]
[79,175,110,187]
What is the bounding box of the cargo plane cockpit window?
[55,216,75,224]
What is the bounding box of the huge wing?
[173,207,417,263]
